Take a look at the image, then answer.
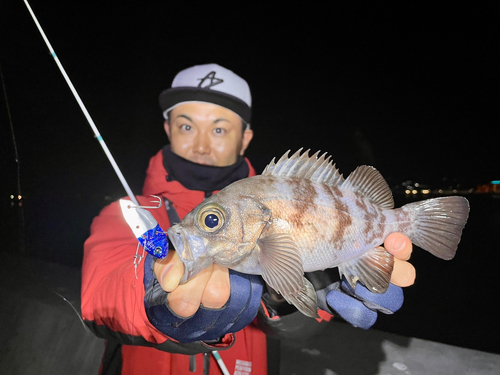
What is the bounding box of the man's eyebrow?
[174,115,229,124]
[213,118,230,124]
[175,114,193,122]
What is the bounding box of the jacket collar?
[142,147,256,216]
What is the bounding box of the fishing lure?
[120,197,168,259]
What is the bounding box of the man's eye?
[214,128,225,134]
[181,124,191,131]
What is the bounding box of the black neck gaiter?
[162,145,249,195]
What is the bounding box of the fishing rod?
[23,0,139,206]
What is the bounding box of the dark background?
[1,1,499,354]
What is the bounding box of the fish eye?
[196,204,226,233]
[204,214,219,228]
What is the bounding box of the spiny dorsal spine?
[262,148,345,187]
[262,149,394,208]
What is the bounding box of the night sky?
[2,2,498,190]
[1,1,499,353]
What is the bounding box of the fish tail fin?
[405,196,470,260]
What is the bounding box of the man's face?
[164,102,253,167]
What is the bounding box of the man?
[81,64,415,374]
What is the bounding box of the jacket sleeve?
[144,255,263,343]
[81,198,263,354]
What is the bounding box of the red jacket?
[82,149,267,374]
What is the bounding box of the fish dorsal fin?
[342,166,394,209]
[262,149,345,187]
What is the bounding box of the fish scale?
[301,194,388,269]
[167,149,470,318]
[258,181,395,270]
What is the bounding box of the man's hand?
[153,251,230,317]
[146,253,262,343]
[384,232,415,287]
[316,233,415,329]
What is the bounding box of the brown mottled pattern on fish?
[323,185,352,251]
[363,198,383,244]
[393,207,412,234]
[250,177,398,271]
[377,212,387,241]
[288,178,318,231]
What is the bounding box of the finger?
[201,264,230,309]
[168,264,214,317]
[390,258,416,287]
[153,251,185,292]
[384,233,412,260]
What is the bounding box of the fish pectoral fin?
[283,277,319,319]
[339,246,394,294]
[258,233,319,318]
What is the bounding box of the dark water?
[2,193,499,354]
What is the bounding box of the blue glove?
[316,276,404,329]
[143,254,263,343]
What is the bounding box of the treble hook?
[127,195,163,209]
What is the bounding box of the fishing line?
[3,48,90,338]
[1,57,26,256]
[0,60,21,196]
[23,0,138,205]
[54,292,93,334]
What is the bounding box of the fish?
[167,149,470,318]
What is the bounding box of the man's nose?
[193,132,210,154]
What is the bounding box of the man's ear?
[240,129,254,155]
[164,120,171,141]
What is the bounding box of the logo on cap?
[197,71,223,89]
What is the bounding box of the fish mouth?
[167,225,191,260]
[167,225,191,283]
[166,224,211,283]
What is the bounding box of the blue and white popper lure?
[119,196,168,260]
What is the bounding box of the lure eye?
[197,204,226,233]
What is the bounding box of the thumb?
[153,251,185,292]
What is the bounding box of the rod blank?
[23,0,138,205]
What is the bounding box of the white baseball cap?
[159,63,252,123]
